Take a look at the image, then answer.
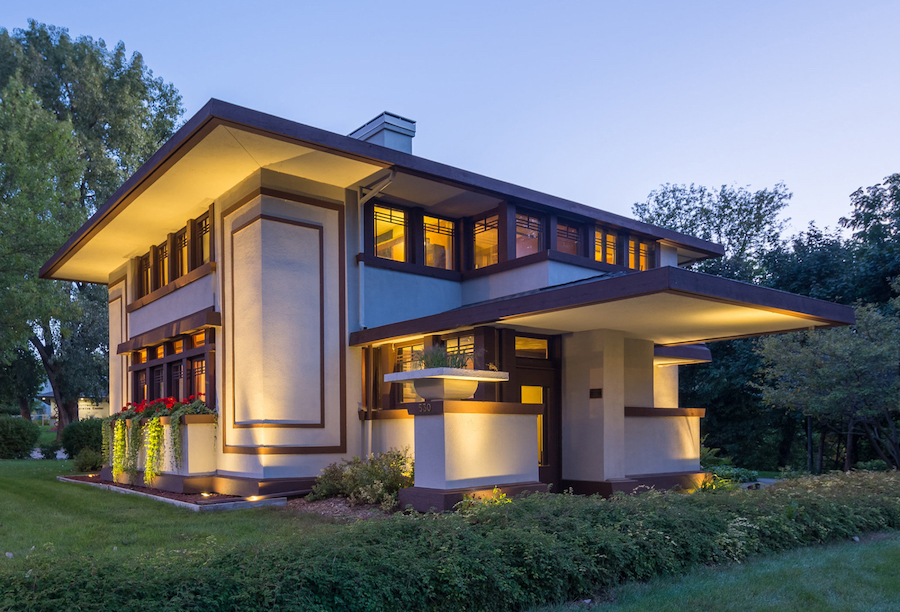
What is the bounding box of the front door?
[517,359,561,490]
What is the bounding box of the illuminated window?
[374,205,407,262]
[156,242,169,287]
[170,363,185,401]
[521,385,546,466]
[133,349,147,365]
[445,335,475,369]
[473,215,499,269]
[192,332,206,348]
[424,216,455,270]
[151,366,165,400]
[175,230,189,278]
[515,337,548,359]
[154,345,165,360]
[628,237,656,271]
[594,227,618,265]
[516,213,543,257]
[189,357,206,397]
[134,371,147,403]
[197,215,211,265]
[173,339,184,354]
[138,254,151,298]
[557,222,581,256]
[395,343,424,402]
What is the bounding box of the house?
[40,101,854,510]
[35,382,108,423]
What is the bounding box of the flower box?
[384,367,509,400]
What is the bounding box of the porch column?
[561,329,633,491]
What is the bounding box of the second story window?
[557,222,581,256]
[374,205,407,262]
[629,237,656,271]
[197,214,211,265]
[473,215,499,269]
[138,254,151,298]
[175,229,188,278]
[156,242,169,287]
[595,226,618,265]
[424,216,454,270]
[516,212,544,257]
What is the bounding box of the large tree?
[0,21,182,431]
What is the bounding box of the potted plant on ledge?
[383,346,508,400]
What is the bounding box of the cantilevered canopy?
[41,99,723,283]
[349,266,856,347]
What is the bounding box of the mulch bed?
[63,475,240,504]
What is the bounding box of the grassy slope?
[0,460,338,562]
[535,533,900,612]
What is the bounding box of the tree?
[0,349,44,420]
[756,306,900,471]
[632,182,791,282]
[0,21,182,432]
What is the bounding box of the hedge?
[0,415,40,459]
[2,471,899,611]
[60,418,103,459]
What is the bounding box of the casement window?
[394,342,424,403]
[374,205,407,262]
[424,216,455,270]
[444,334,475,369]
[473,215,499,269]
[515,212,544,257]
[129,329,214,405]
[628,237,656,271]
[556,222,581,256]
[134,212,214,300]
[594,226,618,265]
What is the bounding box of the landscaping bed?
[61,474,240,504]
[2,470,898,611]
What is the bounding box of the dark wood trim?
[220,188,347,455]
[108,273,127,289]
[349,266,856,347]
[459,248,626,280]
[654,344,712,364]
[398,481,548,512]
[40,100,722,281]
[126,262,217,313]
[229,214,326,429]
[357,408,414,421]
[401,400,543,416]
[128,344,207,371]
[356,253,462,281]
[117,306,221,354]
[500,201,515,263]
[561,472,710,496]
[624,407,706,418]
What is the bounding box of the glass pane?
[192,332,206,348]
[522,385,546,466]
[134,371,147,403]
[134,349,147,365]
[639,241,655,271]
[374,205,407,262]
[515,337,548,359]
[557,223,580,255]
[396,343,425,402]
[139,255,151,297]
[189,358,206,398]
[424,216,454,270]
[176,231,188,277]
[171,363,185,401]
[516,213,543,257]
[154,345,165,360]
[473,215,499,269]
[173,339,184,354]
[152,367,165,400]
[157,243,169,286]
[606,231,617,265]
[445,335,475,369]
[198,217,210,265]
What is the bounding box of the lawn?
[36,425,56,448]
[0,460,339,562]
[533,532,900,611]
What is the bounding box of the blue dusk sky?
[3,1,899,236]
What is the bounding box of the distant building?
[36,382,108,422]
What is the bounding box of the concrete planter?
[384,367,509,400]
[112,415,217,482]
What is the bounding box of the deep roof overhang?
[41,99,724,283]
[348,266,856,347]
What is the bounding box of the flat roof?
[349,266,856,347]
[41,99,724,282]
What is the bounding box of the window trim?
[128,328,215,405]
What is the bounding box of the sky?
[3,1,900,236]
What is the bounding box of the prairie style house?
[41,101,854,510]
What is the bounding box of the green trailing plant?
[111,420,127,479]
[126,418,143,478]
[143,416,164,485]
[309,447,414,510]
[101,418,110,462]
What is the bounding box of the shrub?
[855,459,889,472]
[39,440,62,460]
[0,415,40,459]
[308,447,414,510]
[60,418,103,459]
[709,464,759,483]
[73,448,104,472]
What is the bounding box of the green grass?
[0,460,340,563]
[36,425,56,447]
[533,533,900,612]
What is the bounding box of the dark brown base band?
[99,466,316,497]
[398,481,549,513]
[561,471,710,496]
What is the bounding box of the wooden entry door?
[518,366,561,490]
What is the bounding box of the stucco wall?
[461,260,600,305]
[369,418,415,456]
[363,267,462,329]
[128,274,216,337]
[653,365,678,407]
[107,274,127,416]
[624,416,701,475]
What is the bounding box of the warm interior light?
[200,492,211,497]
[246,496,260,502]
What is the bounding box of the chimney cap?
[349,111,416,142]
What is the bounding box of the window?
[521,385,547,466]
[628,237,656,271]
[556,222,581,256]
[170,362,185,400]
[130,330,214,404]
[197,215,211,265]
[594,227,618,265]
[445,334,475,369]
[173,339,184,354]
[516,213,544,257]
[154,345,165,360]
[134,349,147,365]
[151,366,165,400]
[515,336,549,359]
[473,215,499,269]
[134,371,147,403]
[424,216,455,270]
[192,332,206,348]
[395,343,424,402]
[189,357,206,398]
[175,229,188,278]
[374,205,407,262]
[156,242,169,287]
[138,254,151,298]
